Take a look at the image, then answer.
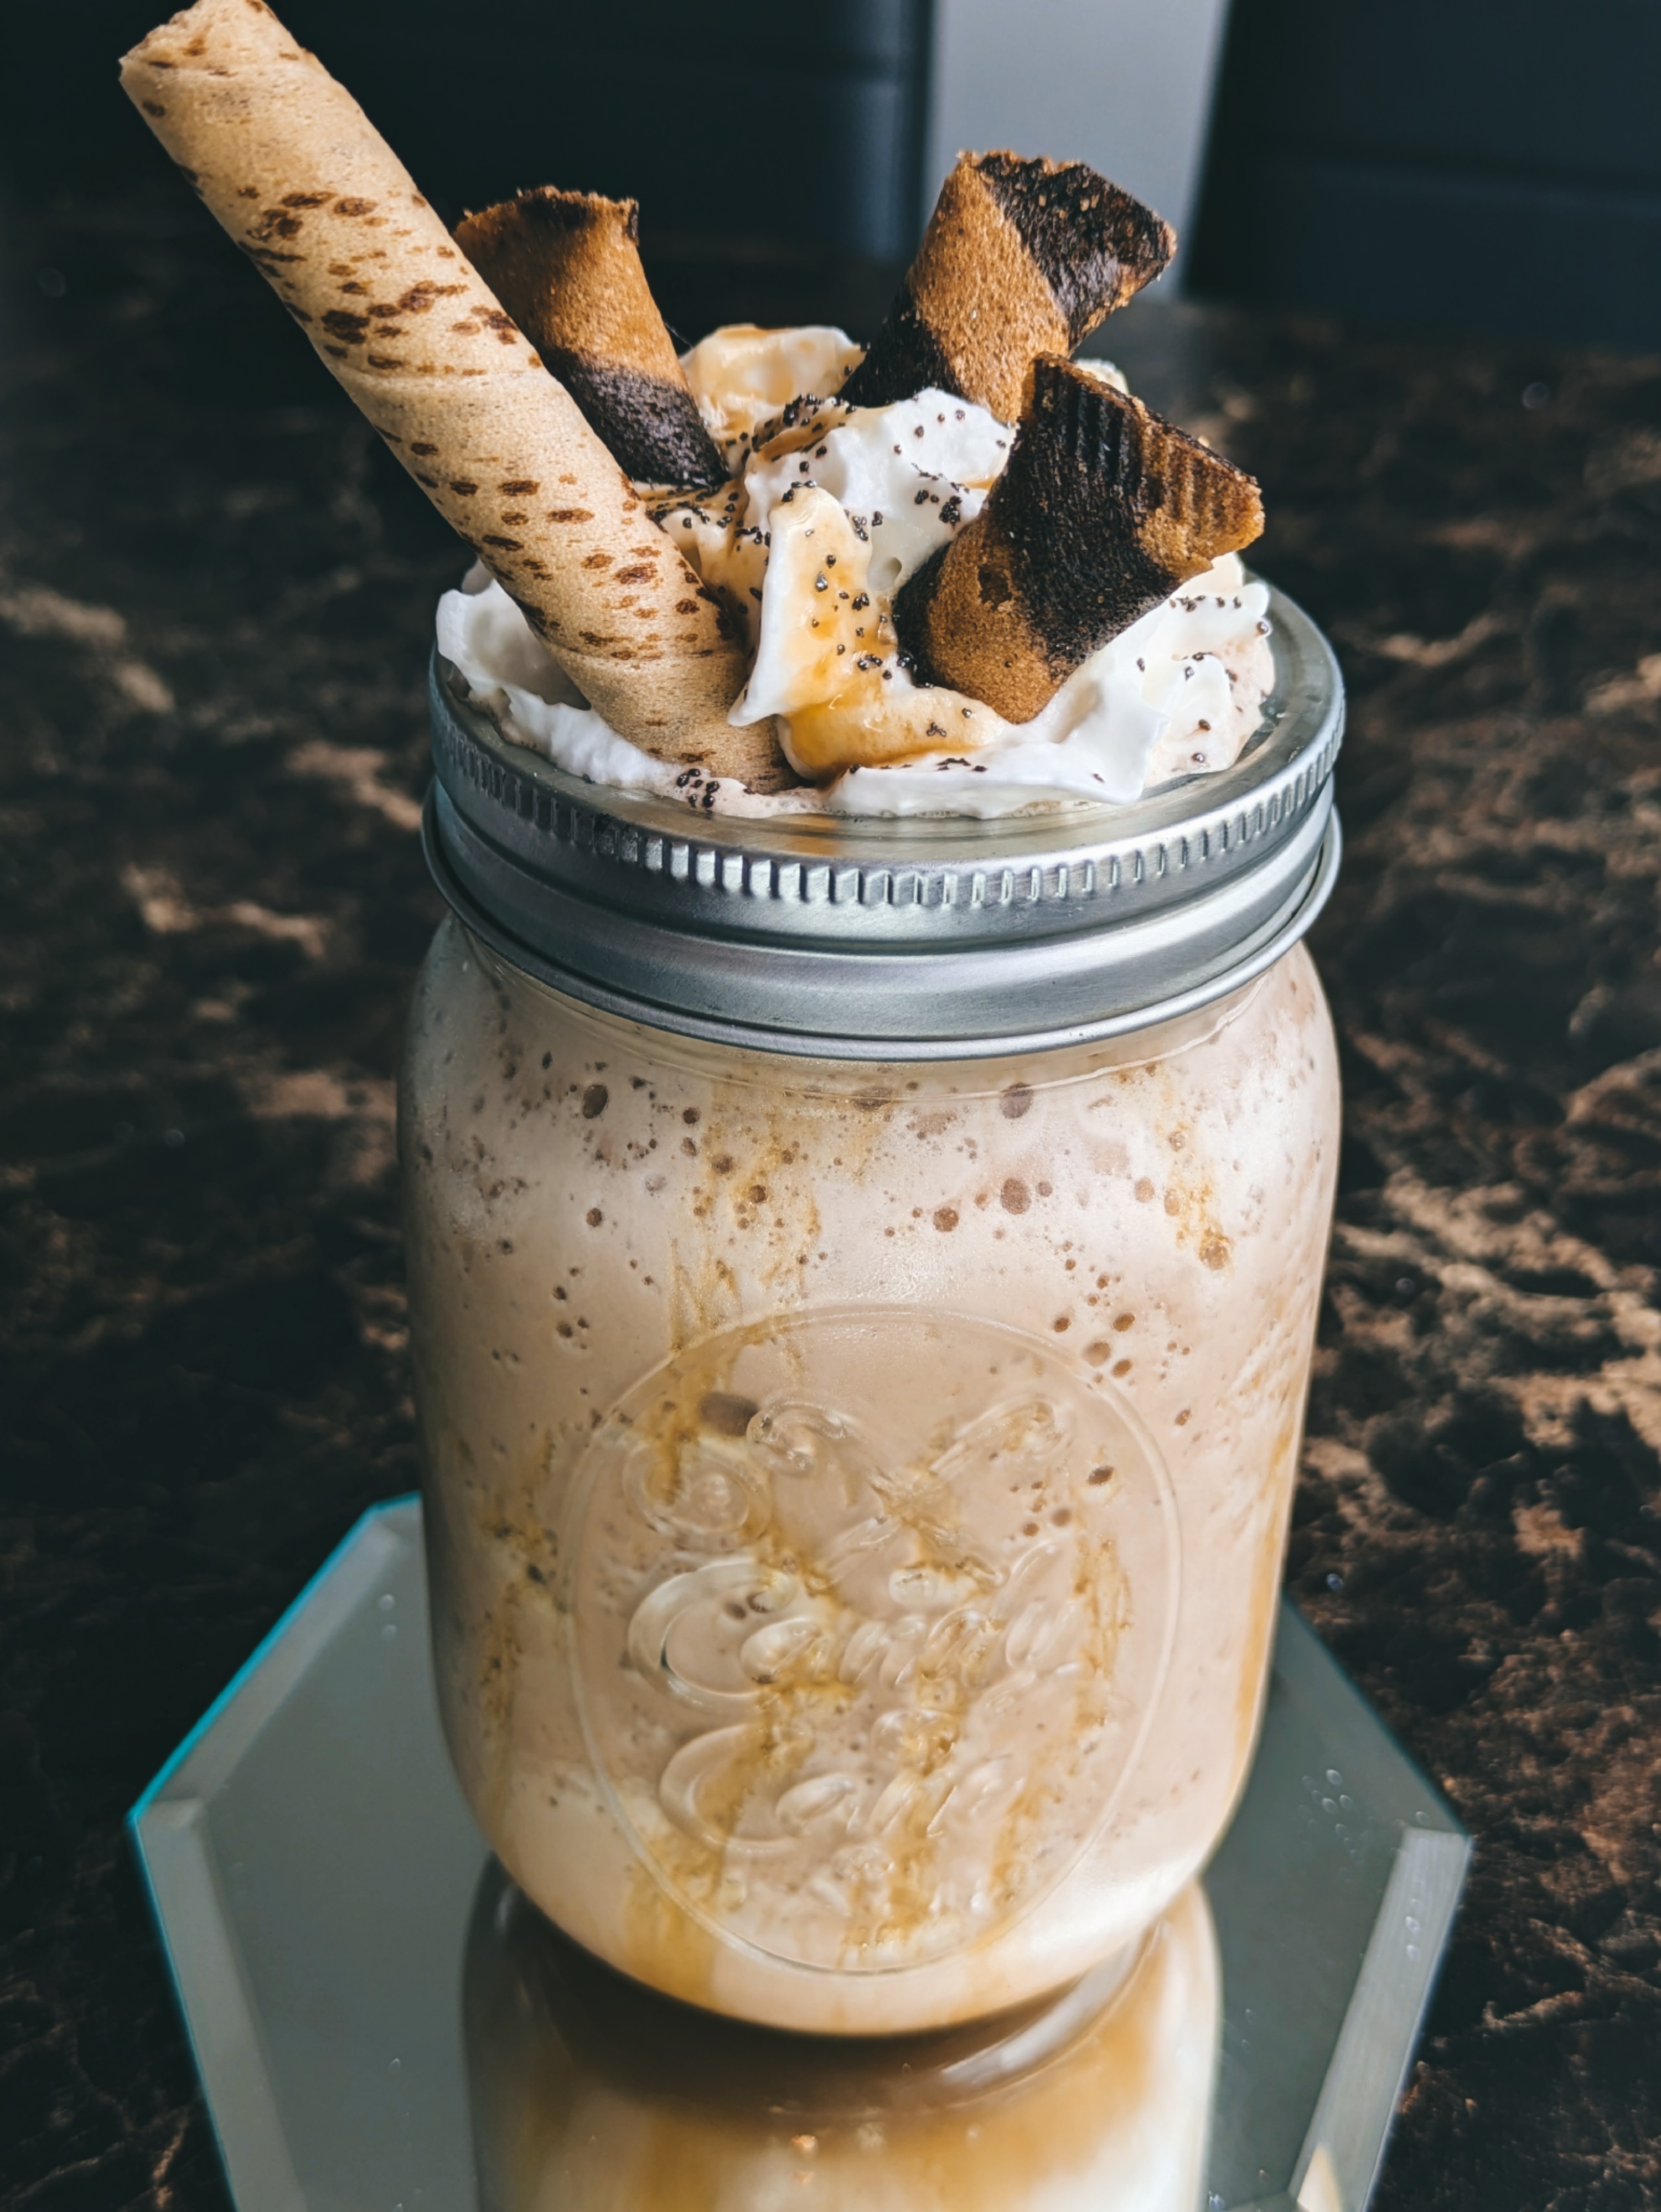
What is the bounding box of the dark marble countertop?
[2,180,1659,2212]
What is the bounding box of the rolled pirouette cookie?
[455,190,726,493]
[894,357,1264,723]
[840,152,1174,424]
[120,0,778,784]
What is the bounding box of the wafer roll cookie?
[456,191,726,492]
[120,0,777,781]
[896,358,1263,722]
[841,153,1174,423]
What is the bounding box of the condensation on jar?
[401,918,1338,2034]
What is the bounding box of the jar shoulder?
[402,919,1337,1157]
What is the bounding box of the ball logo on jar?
[567,1309,1178,1972]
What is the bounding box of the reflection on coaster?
[129,1498,1468,2212]
[468,1871,1219,2211]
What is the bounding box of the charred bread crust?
[895,358,1263,721]
[539,355,725,489]
[974,152,1175,338]
[842,153,1174,421]
[836,287,960,417]
[457,189,726,490]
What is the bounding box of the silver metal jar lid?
[422,582,1343,1060]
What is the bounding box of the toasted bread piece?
[456,190,726,491]
[841,153,1173,423]
[895,358,1263,721]
[120,0,779,781]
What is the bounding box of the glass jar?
[403,586,1342,2037]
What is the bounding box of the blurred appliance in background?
[276,0,1238,281]
[277,0,934,261]
[1191,0,1661,349]
[9,0,1654,347]
[2,0,933,262]
[9,0,1230,274]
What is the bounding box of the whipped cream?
[680,323,866,474]
[436,325,1274,819]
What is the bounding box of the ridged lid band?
[422,583,1343,1061]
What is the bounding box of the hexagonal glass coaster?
[130,1498,1468,2212]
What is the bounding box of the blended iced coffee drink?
[125,0,1343,2040]
[401,911,1337,2033]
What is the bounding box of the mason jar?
[402,587,1342,2036]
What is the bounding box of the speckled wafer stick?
[894,358,1263,722]
[841,152,1174,424]
[120,0,779,783]
[456,190,726,493]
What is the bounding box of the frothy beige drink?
[403,919,1337,2033]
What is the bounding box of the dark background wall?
[4,0,934,262]
[4,0,1659,348]
[1191,0,1661,350]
